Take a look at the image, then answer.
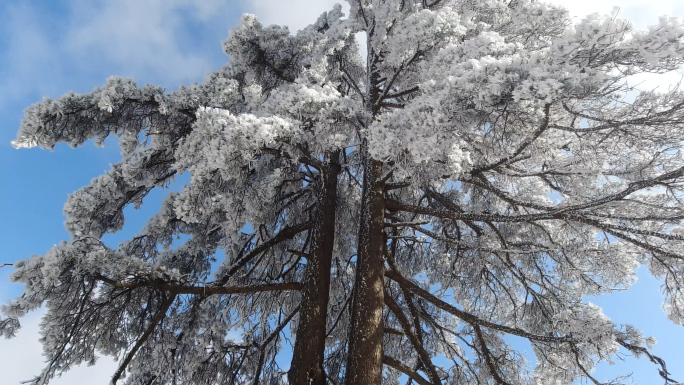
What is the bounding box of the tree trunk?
[288,152,340,385]
[344,157,385,385]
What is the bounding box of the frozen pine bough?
[4,1,684,384]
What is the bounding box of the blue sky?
[0,0,682,384]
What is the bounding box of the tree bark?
[289,152,340,385]
[345,157,386,385]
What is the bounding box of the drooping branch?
[111,294,176,385]
[385,234,441,384]
[569,344,603,385]
[429,164,684,224]
[387,180,684,230]
[253,305,300,385]
[36,283,95,385]
[384,269,573,344]
[473,324,509,385]
[386,199,560,222]
[384,292,441,385]
[557,100,684,133]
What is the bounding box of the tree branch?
[471,103,551,175]
[384,293,442,385]
[382,86,420,100]
[253,306,300,385]
[216,222,312,285]
[473,324,509,385]
[96,275,303,296]
[617,338,680,384]
[383,355,434,385]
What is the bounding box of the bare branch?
[253,306,300,385]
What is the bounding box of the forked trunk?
[288,153,340,385]
[344,157,386,385]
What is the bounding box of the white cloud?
[0,4,63,112]
[63,0,230,85]
[0,310,118,385]
[0,1,233,113]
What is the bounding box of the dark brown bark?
[289,152,340,385]
[345,31,388,383]
[345,158,386,385]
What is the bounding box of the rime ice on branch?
[4,1,684,384]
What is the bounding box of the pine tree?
[4,1,684,384]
